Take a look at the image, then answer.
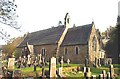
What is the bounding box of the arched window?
[64,48,68,55]
[92,36,97,51]
[41,48,46,56]
[75,47,79,54]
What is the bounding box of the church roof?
[18,23,93,47]
[61,23,93,46]
[18,25,65,47]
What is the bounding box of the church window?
[92,36,97,51]
[75,47,79,54]
[41,48,46,56]
[64,48,68,55]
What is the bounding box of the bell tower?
[56,13,70,64]
[64,13,70,29]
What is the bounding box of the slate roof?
[61,24,93,46]
[18,23,93,47]
[18,25,65,47]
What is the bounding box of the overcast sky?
[0,0,119,44]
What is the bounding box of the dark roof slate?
[61,24,93,46]
[18,25,65,47]
[18,23,93,47]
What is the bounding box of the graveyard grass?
[13,63,120,78]
[2,60,120,78]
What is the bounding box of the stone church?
[17,13,103,64]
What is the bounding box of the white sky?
[0,0,119,44]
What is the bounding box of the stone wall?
[34,44,57,61]
[59,45,88,64]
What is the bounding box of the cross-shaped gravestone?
[67,59,70,66]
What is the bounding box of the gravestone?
[42,57,45,77]
[84,67,91,78]
[38,54,42,64]
[50,57,56,78]
[102,70,106,79]
[108,58,112,65]
[23,56,27,67]
[99,74,103,79]
[60,56,63,67]
[98,58,101,67]
[77,66,81,72]
[17,56,22,68]
[109,64,114,78]
[27,54,31,67]
[85,57,88,67]
[94,57,98,68]
[67,59,70,66]
[91,75,96,79]
[58,67,63,77]
[8,58,15,70]
[34,61,37,71]
[83,67,86,73]
[107,72,110,79]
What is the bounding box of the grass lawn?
[2,61,120,78]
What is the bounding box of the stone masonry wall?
[59,45,88,64]
[34,44,57,61]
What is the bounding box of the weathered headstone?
[38,54,42,64]
[17,56,22,68]
[98,58,101,67]
[34,61,37,71]
[107,72,110,79]
[84,67,91,78]
[77,66,81,72]
[108,58,112,65]
[85,57,88,67]
[83,67,86,73]
[60,56,64,67]
[23,56,27,67]
[42,57,45,77]
[67,59,70,66]
[94,57,98,68]
[58,67,63,76]
[104,58,107,66]
[102,70,106,79]
[99,74,103,79]
[27,54,31,67]
[109,64,114,78]
[50,57,56,78]
[91,75,96,79]
[8,58,15,70]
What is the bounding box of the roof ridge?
[28,25,64,34]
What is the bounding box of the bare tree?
[0,0,21,42]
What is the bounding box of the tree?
[2,36,24,58]
[0,0,21,42]
[104,26,118,63]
